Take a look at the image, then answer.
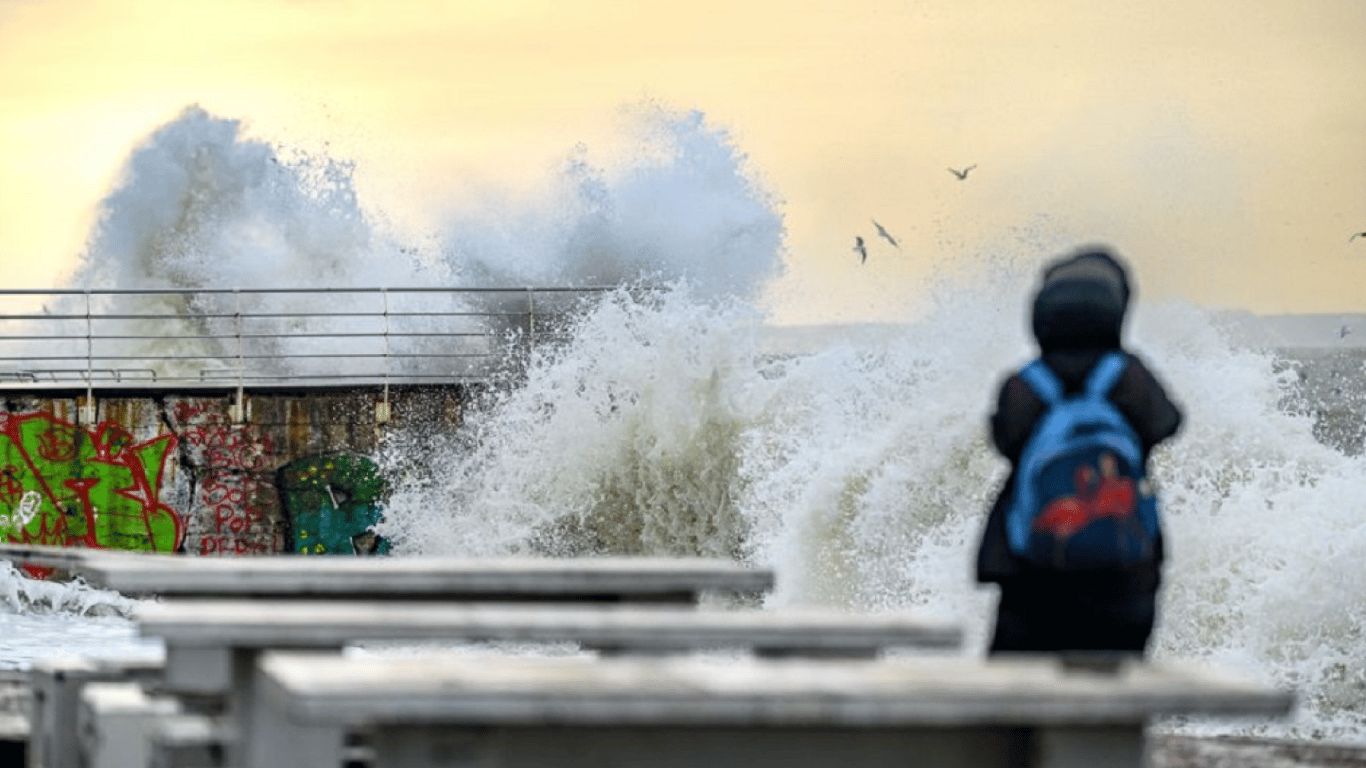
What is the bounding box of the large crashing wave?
[40,104,785,379]
[378,259,1366,743]
[72,105,405,291]
[69,103,784,300]
[427,105,786,303]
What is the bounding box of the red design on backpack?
[1032,452,1136,541]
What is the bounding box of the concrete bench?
[11,551,772,768]
[0,544,775,605]
[66,552,775,604]
[28,655,167,768]
[134,599,963,697]
[77,682,186,768]
[132,600,959,766]
[241,650,1294,768]
[73,601,960,768]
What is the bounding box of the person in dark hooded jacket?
[977,245,1183,654]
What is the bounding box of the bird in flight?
[854,236,868,264]
[1340,325,1352,339]
[872,220,900,248]
[1351,232,1366,242]
[947,165,977,181]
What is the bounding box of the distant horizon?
[761,311,1366,353]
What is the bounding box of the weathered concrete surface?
[135,600,957,655]
[238,653,1293,768]
[256,653,1294,726]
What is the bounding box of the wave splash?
[378,273,1366,743]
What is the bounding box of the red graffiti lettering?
[199,535,269,556]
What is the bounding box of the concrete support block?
[78,682,181,768]
[28,655,164,768]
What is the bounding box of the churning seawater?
[3,103,1365,746]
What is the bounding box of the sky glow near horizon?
[1,0,1364,324]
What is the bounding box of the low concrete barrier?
[134,599,962,767]
[27,655,165,768]
[244,651,1294,768]
[77,682,183,768]
[138,600,963,695]
[66,551,775,604]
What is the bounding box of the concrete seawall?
[0,385,473,560]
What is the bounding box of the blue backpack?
[1004,351,1160,569]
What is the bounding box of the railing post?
[230,289,245,423]
[526,287,536,347]
[80,289,95,425]
[376,288,391,425]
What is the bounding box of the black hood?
[1030,246,1132,352]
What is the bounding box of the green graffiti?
[277,454,389,556]
[0,412,181,554]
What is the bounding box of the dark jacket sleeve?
[990,375,1045,463]
[976,351,1182,585]
[1109,352,1182,457]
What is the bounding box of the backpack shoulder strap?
[1084,351,1128,397]
[1017,358,1063,405]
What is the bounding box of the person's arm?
[990,374,1046,463]
[1113,353,1183,454]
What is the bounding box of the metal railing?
[0,287,616,395]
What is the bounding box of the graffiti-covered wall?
[0,387,469,559]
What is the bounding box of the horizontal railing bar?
[1,346,563,361]
[1,369,159,380]
[0,286,621,296]
[0,379,485,388]
[0,329,515,341]
[0,334,565,342]
[5,368,466,375]
[0,332,492,342]
[3,311,563,322]
[0,354,496,367]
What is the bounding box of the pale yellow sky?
[2,0,1364,323]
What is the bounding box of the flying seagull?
[854,236,868,264]
[947,164,977,181]
[1340,324,1352,339]
[1351,232,1366,242]
[872,220,900,248]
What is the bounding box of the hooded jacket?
[975,248,1183,587]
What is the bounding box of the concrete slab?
[242,652,1293,768]
[71,554,774,603]
[136,599,961,656]
[255,652,1293,728]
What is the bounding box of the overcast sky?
[2,0,1363,323]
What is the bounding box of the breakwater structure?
[0,287,612,563]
